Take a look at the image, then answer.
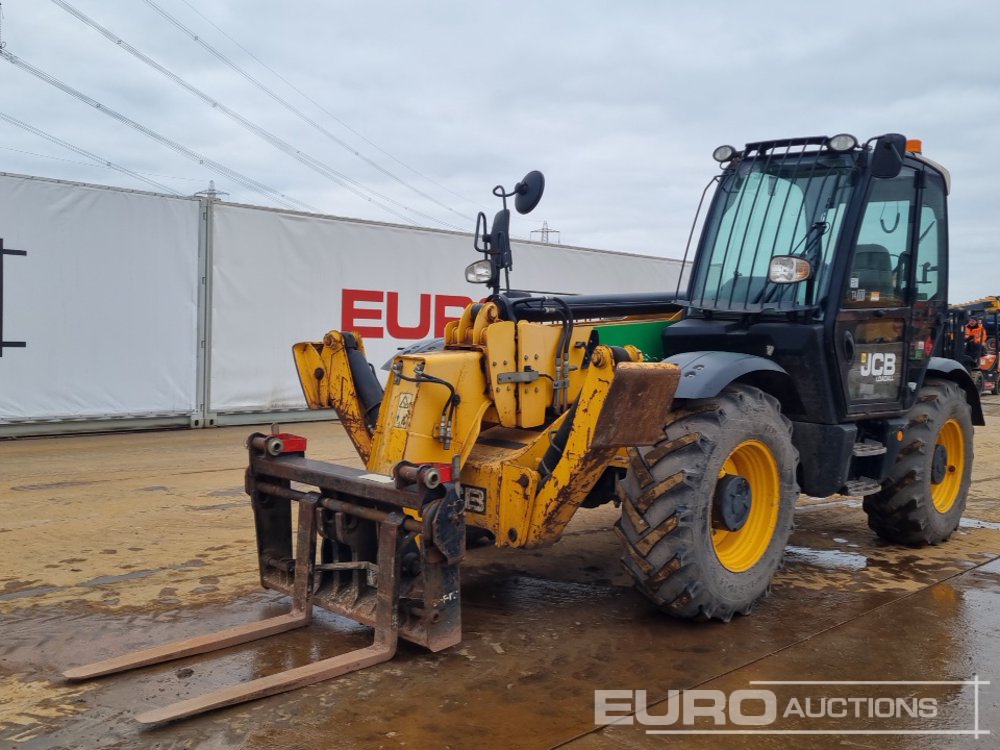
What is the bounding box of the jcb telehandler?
[66,133,981,723]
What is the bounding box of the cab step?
[852,440,887,457]
[843,477,882,496]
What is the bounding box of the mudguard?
[381,337,445,371]
[663,350,790,400]
[926,356,985,425]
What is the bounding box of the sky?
[1,0,998,301]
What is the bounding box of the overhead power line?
[174,0,481,210]
[50,0,453,229]
[0,49,319,213]
[141,0,475,224]
[0,111,181,194]
[0,146,203,182]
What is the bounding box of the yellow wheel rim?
[931,418,965,513]
[712,439,781,573]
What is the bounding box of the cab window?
[844,167,916,308]
[913,172,947,301]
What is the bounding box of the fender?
[926,356,985,426]
[381,337,445,371]
[663,351,792,400]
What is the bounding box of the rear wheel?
[616,385,798,621]
[863,378,973,545]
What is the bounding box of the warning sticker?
[394,392,415,429]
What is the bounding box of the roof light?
[906,138,923,153]
[712,145,737,163]
[826,133,858,152]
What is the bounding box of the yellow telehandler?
[66,134,981,723]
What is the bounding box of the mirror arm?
[473,211,489,253]
[492,184,511,210]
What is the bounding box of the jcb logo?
[859,352,896,378]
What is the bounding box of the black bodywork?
[487,134,981,500]
[660,134,981,496]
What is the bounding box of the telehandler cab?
[66,133,981,723]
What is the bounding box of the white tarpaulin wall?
[0,172,683,431]
[209,204,682,414]
[0,174,201,424]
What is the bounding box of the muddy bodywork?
[292,300,684,548]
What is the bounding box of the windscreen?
[689,149,858,312]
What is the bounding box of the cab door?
[835,167,917,417]
[907,170,949,390]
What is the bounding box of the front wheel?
[863,378,973,545]
[616,385,798,622]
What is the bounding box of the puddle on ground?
[960,516,1000,531]
[784,545,868,570]
[10,480,97,491]
[78,569,158,587]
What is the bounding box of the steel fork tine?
[134,513,405,724]
[64,495,321,682]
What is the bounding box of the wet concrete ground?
[2,401,999,749]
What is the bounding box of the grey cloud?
[1,0,999,298]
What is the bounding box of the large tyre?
[863,378,973,545]
[616,384,798,622]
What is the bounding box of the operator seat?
[852,244,895,302]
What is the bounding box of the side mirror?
[514,170,545,215]
[470,170,545,294]
[870,133,907,179]
[768,255,812,284]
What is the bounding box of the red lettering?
[341,289,475,340]
[342,288,384,338]
[386,292,431,339]
[434,295,474,337]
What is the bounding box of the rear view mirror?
[471,170,545,293]
[514,170,545,215]
[871,133,907,179]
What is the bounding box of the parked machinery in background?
[947,297,1000,395]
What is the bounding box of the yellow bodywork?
[294,301,682,548]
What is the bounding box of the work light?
[712,145,737,162]
[826,133,858,152]
[465,259,493,284]
[768,255,812,284]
